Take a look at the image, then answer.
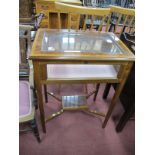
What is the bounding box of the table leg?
[93,83,100,101]
[102,83,123,128]
[103,83,111,99]
[102,62,133,128]
[33,62,46,133]
[44,84,48,103]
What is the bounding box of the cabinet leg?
[103,83,111,99]
[102,83,121,128]
[93,83,100,101]
[44,85,48,103]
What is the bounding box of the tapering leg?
[102,83,122,128]
[44,84,48,103]
[103,83,111,99]
[102,62,133,128]
[93,83,100,101]
[33,62,46,133]
[31,118,41,143]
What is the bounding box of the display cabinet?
[30,29,135,133]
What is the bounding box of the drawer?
[37,2,54,11]
[71,14,78,21]
[70,21,78,29]
[40,22,48,28]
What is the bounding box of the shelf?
[47,64,118,80]
[62,95,88,110]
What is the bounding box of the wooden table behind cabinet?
[35,0,82,28]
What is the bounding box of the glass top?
[41,31,125,54]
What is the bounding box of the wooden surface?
[35,0,82,28]
[30,29,134,133]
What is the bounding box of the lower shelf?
[62,95,88,110]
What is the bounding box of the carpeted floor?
[19,84,135,155]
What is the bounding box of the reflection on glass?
[41,31,124,54]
